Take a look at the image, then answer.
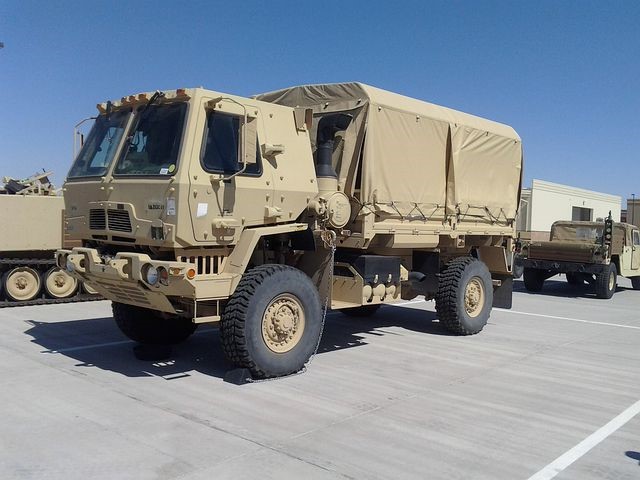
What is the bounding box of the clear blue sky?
[1,1,638,204]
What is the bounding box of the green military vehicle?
[57,83,523,378]
[519,216,640,298]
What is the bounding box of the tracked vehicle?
[58,83,523,377]
[0,172,97,306]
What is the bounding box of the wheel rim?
[45,268,78,299]
[5,267,41,301]
[82,282,98,295]
[262,293,306,353]
[464,276,485,318]
[609,271,615,290]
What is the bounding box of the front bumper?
[56,247,236,314]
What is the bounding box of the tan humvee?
[57,83,523,378]
[519,217,640,298]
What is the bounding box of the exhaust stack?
[315,113,353,192]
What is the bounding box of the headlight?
[66,257,75,273]
[143,264,159,285]
[158,266,169,286]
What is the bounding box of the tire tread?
[435,257,487,335]
[220,265,291,378]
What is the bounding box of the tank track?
[0,293,103,309]
[0,257,103,308]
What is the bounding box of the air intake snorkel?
[315,113,353,191]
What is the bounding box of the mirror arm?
[73,116,97,159]
[209,97,249,182]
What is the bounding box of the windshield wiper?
[124,90,166,147]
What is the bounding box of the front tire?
[112,302,197,345]
[632,277,640,290]
[523,268,545,292]
[595,263,617,299]
[435,257,493,335]
[220,265,322,378]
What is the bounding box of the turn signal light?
[186,268,196,280]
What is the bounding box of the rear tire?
[112,302,197,345]
[220,264,322,378]
[595,263,617,299]
[523,268,545,292]
[435,257,493,335]
[632,276,640,290]
[339,304,381,317]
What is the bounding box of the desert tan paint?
[548,220,640,278]
[0,195,64,252]
[59,84,523,317]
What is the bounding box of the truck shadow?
[513,278,622,299]
[23,304,448,381]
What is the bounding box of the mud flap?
[295,247,333,307]
[493,275,513,309]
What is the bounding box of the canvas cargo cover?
[256,82,522,225]
[551,220,630,254]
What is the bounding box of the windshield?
[114,103,187,176]
[68,110,130,178]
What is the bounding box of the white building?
[517,179,621,241]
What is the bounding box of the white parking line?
[45,339,134,354]
[44,328,216,354]
[496,309,640,330]
[527,399,640,479]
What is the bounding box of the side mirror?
[242,117,258,165]
[294,107,313,131]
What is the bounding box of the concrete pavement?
[1,277,639,479]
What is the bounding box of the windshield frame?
[112,101,189,178]
[66,109,133,180]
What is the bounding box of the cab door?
[188,96,274,243]
[632,229,640,270]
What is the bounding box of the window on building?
[572,206,593,221]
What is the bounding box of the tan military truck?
[57,82,523,378]
[0,172,95,305]
[519,216,640,298]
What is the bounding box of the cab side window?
[201,111,261,175]
[633,231,640,246]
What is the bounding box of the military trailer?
[0,172,93,305]
[519,217,640,298]
[57,82,523,378]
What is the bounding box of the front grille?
[179,255,225,275]
[107,209,132,233]
[89,209,106,230]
